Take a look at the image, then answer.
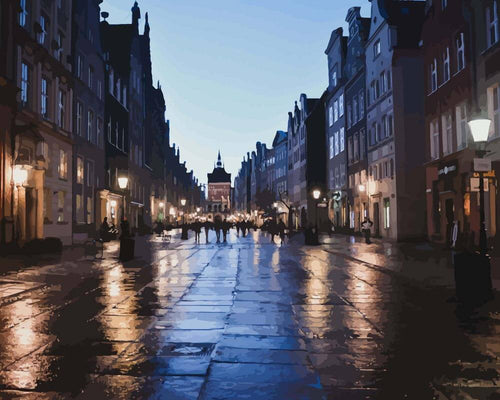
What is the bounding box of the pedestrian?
[269,219,278,243]
[241,220,247,237]
[222,218,230,243]
[204,220,211,243]
[361,217,373,244]
[278,220,286,244]
[194,220,202,243]
[214,216,222,243]
[236,221,240,237]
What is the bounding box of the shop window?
[76,157,84,184]
[57,191,65,222]
[383,198,390,229]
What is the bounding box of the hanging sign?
[474,158,492,172]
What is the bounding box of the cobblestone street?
[0,230,499,399]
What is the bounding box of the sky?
[100,0,370,185]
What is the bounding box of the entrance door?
[373,202,380,237]
[445,198,454,245]
[25,188,35,241]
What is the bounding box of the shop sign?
[317,202,328,208]
[474,158,492,172]
[470,177,489,192]
[473,170,496,178]
[438,164,457,176]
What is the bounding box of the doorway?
[445,198,454,245]
[373,202,380,237]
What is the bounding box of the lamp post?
[117,175,128,222]
[180,198,188,240]
[312,189,321,245]
[453,118,493,304]
[468,119,491,254]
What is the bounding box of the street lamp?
[117,174,128,223]
[180,198,188,239]
[452,118,493,304]
[468,118,491,254]
[312,188,321,245]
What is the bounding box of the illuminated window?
[58,149,68,179]
[76,157,84,184]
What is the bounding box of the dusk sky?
[100,0,370,185]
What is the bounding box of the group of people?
[261,218,287,243]
[185,218,254,243]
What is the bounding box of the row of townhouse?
[235,0,500,247]
[0,0,203,250]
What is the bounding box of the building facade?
[71,0,106,242]
[206,152,231,217]
[324,28,348,229]
[365,0,426,240]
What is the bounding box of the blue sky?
[100,0,370,184]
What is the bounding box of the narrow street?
[0,231,498,399]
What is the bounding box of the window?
[442,113,453,155]
[382,115,387,138]
[353,96,358,123]
[97,117,103,148]
[76,102,82,136]
[334,100,339,122]
[354,133,359,161]
[122,85,127,107]
[332,68,337,87]
[430,119,440,160]
[97,80,102,100]
[456,102,468,149]
[375,80,380,98]
[340,128,345,152]
[54,32,63,61]
[76,55,83,79]
[376,123,382,142]
[77,157,84,184]
[41,78,48,119]
[492,86,500,139]
[76,194,83,223]
[58,149,68,179]
[381,72,387,93]
[107,118,112,143]
[43,188,52,222]
[386,70,392,90]
[329,135,334,159]
[19,0,28,27]
[456,32,465,72]
[86,161,93,186]
[116,78,121,101]
[442,0,447,9]
[21,63,30,107]
[86,109,94,142]
[371,81,377,102]
[348,137,353,163]
[373,39,381,58]
[390,158,394,177]
[347,103,352,128]
[86,196,93,224]
[383,198,390,229]
[329,106,333,127]
[38,15,47,45]
[487,1,499,48]
[334,131,339,156]
[388,115,394,137]
[359,91,365,119]
[109,69,114,94]
[88,66,94,90]
[430,59,438,92]
[360,130,366,160]
[339,94,344,117]
[443,47,450,83]
[57,191,65,222]
[58,90,65,129]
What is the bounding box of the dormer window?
[373,39,381,58]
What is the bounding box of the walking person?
[214,216,222,243]
[361,217,373,244]
[278,220,286,245]
[204,220,211,243]
[222,218,230,243]
[194,220,202,243]
[236,221,240,237]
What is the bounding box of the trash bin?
[453,251,492,304]
[119,237,135,261]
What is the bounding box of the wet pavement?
[0,230,499,399]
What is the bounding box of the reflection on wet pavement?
[0,231,498,399]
